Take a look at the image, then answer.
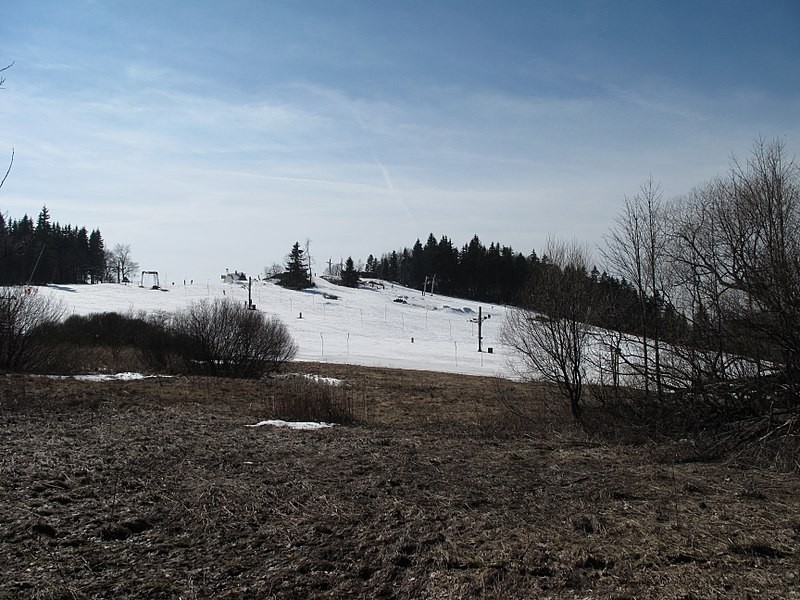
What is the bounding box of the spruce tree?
[341,256,359,288]
[88,229,105,283]
[282,241,312,289]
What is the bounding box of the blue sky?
[1,0,798,282]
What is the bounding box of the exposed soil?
[1,364,799,599]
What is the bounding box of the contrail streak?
[372,154,422,229]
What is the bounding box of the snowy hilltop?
[37,277,511,378]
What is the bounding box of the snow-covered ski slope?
[36,278,512,378]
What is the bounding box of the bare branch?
[0,61,13,88]
[0,147,13,190]
[502,238,593,421]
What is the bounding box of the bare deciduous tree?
[669,180,736,387]
[602,177,670,399]
[502,239,594,421]
[111,243,139,283]
[672,138,800,400]
[264,263,284,279]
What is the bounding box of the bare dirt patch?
[1,365,798,599]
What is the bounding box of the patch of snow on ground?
[275,373,343,386]
[246,420,335,430]
[303,374,342,386]
[47,372,168,382]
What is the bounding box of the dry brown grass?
[1,364,799,599]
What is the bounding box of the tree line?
[0,206,106,285]
[365,235,528,304]
[365,233,677,343]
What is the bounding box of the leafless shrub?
[173,298,298,378]
[0,287,65,372]
[502,239,594,422]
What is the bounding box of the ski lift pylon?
[140,271,160,290]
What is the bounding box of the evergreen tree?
[281,241,312,289]
[379,255,390,279]
[35,205,51,239]
[422,233,437,282]
[436,235,458,293]
[389,251,399,281]
[364,254,376,275]
[409,239,424,288]
[0,208,104,284]
[341,256,360,288]
[88,229,105,283]
[28,206,52,284]
[459,235,486,298]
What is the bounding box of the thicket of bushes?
[0,291,297,378]
[0,288,65,372]
[172,298,298,377]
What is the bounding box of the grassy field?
[1,364,799,599]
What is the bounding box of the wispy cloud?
[1,1,797,280]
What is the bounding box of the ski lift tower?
[140,271,160,290]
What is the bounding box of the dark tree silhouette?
[341,256,359,288]
[278,241,313,290]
